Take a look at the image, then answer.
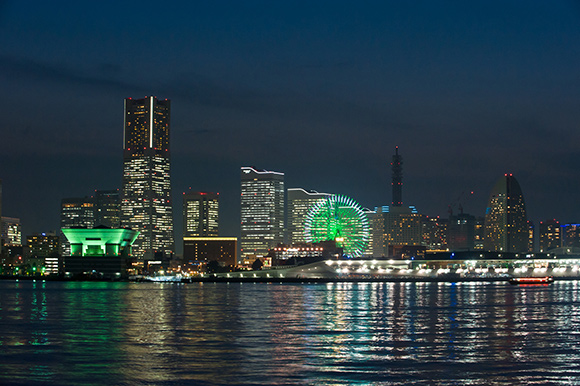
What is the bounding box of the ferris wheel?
[303,194,370,258]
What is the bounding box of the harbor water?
[1,280,580,385]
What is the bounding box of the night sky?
[2,1,580,254]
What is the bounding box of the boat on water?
[509,276,554,285]
[143,275,183,282]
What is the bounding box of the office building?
[94,189,121,228]
[539,219,561,252]
[474,217,485,250]
[562,224,580,248]
[483,174,528,253]
[447,213,476,251]
[287,188,330,245]
[60,196,96,256]
[374,205,422,257]
[183,191,219,237]
[121,96,174,261]
[240,167,284,260]
[421,215,448,251]
[27,233,60,258]
[528,220,535,252]
[1,217,22,246]
[183,237,237,267]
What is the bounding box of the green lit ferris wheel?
[304,195,370,258]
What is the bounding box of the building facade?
[539,219,562,252]
[60,196,96,256]
[94,189,121,228]
[1,217,21,246]
[121,96,174,260]
[240,167,284,260]
[447,213,476,251]
[183,237,237,267]
[483,174,528,253]
[287,188,330,245]
[183,191,219,237]
[562,224,580,248]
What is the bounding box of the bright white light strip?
[241,166,284,176]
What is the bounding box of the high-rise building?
[61,196,96,256]
[562,224,580,248]
[528,220,535,252]
[240,167,284,260]
[121,96,174,260]
[483,174,528,253]
[1,217,22,246]
[374,206,422,257]
[539,219,561,252]
[421,215,448,251]
[183,191,219,237]
[287,188,330,245]
[94,190,121,228]
[474,217,485,250]
[27,233,60,258]
[447,213,476,251]
[391,147,403,207]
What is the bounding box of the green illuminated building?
[62,227,139,278]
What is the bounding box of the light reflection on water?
[1,280,580,385]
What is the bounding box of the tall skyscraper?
[391,147,403,207]
[183,191,219,237]
[94,189,121,228]
[121,96,174,260]
[483,174,528,253]
[287,188,330,245]
[240,167,284,260]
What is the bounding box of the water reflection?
[2,280,580,385]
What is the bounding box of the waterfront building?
[183,191,219,237]
[240,167,284,261]
[483,174,528,253]
[562,224,580,248]
[183,237,237,268]
[94,190,121,228]
[539,219,561,252]
[528,220,535,252]
[474,217,485,250]
[447,213,476,251]
[60,196,96,256]
[421,215,448,251]
[61,227,139,278]
[1,217,21,246]
[287,188,330,245]
[374,205,422,257]
[26,233,60,258]
[121,96,174,261]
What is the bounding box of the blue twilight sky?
[1,1,580,249]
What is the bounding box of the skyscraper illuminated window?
[483,174,528,253]
[183,191,219,237]
[287,188,330,245]
[121,96,174,260]
[240,167,284,260]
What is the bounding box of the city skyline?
[1,2,580,242]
